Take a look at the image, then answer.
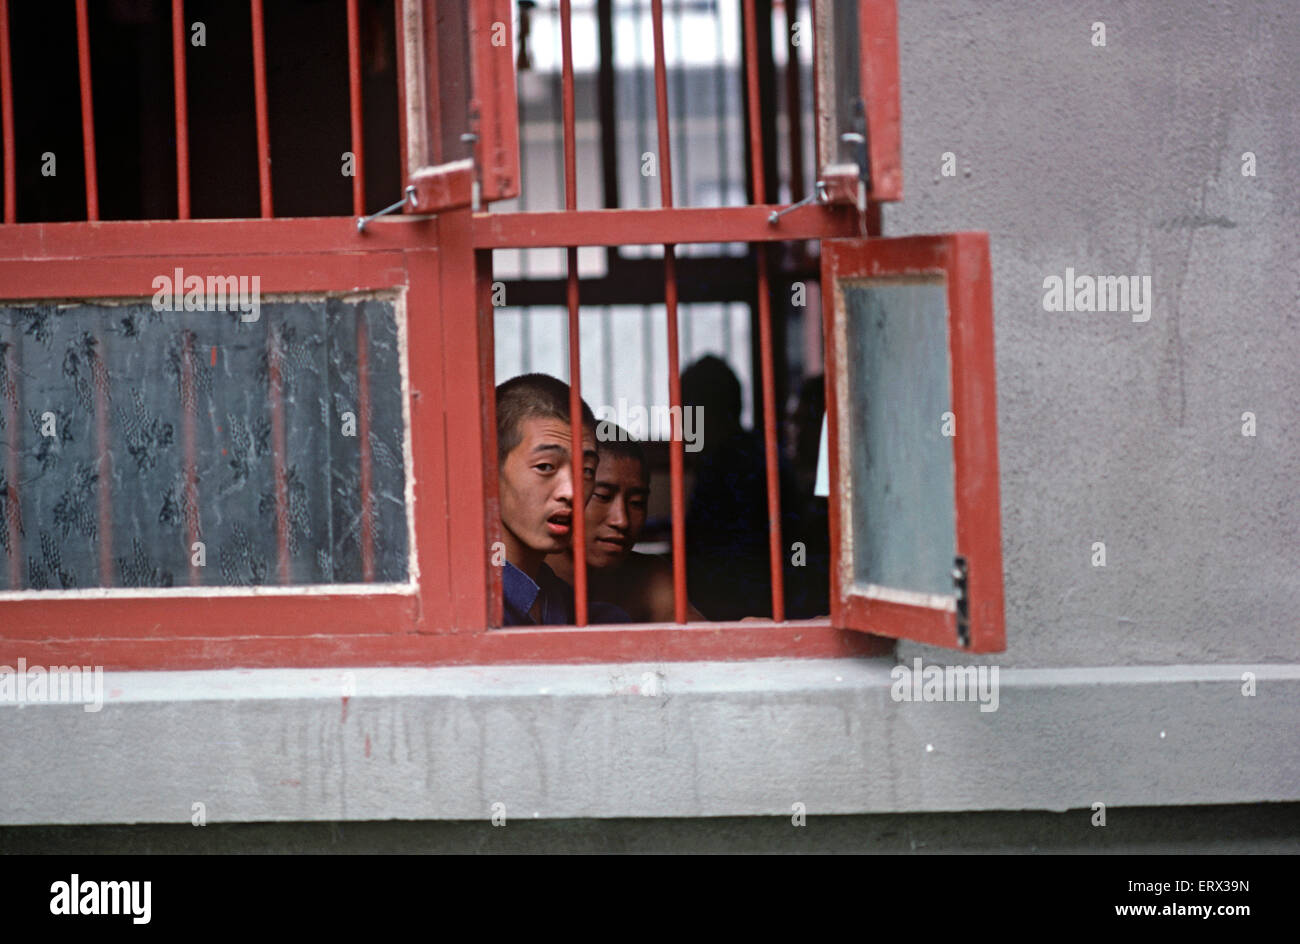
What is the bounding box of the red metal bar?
[474,205,860,248]
[346,0,366,218]
[560,1,578,212]
[74,0,99,221]
[743,0,784,621]
[250,0,273,218]
[650,0,672,211]
[356,312,375,581]
[650,0,687,624]
[171,0,191,219]
[559,0,588,626]
[0,253,415,299]
[0,0,15,223]
[565,248,587,625]
[5,617,887,671]
[0,211,855,259]
[0,592,416,642]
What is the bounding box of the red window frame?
[0,0,1004,669]
[0,220,451,664]
[821,232,1005,653]
[0,214,888,670]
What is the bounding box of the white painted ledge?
[1,659,1297,824]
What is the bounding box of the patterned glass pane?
[0,295,409,591]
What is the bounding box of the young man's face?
[499,416,598,565]
[584,453,649,570]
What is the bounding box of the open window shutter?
[398,0,519,213]
[821,232,1004,652]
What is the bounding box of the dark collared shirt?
[502,561,631,626]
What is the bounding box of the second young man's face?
[499,417,598,559]
[584,454,649,570]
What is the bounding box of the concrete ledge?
[2,658,1297,824]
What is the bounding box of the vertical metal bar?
[250,0,273,218]
[74,0,99,221]
[356,312,375,581]
[559,0,588,626]
[0,0,15,223]
[171,0,191,219]
[651,0,687,624]
[743,0,785,621]
[346,0,366,218]
[565,243,586,621]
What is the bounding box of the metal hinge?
[953,555,970,647]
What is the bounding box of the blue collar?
[502,561,572,626]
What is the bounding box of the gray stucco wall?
[887,0,1299,669]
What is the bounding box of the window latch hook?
[356,185,417,233]
[767,189,823,226]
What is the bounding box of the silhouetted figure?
[681,355,807,620]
